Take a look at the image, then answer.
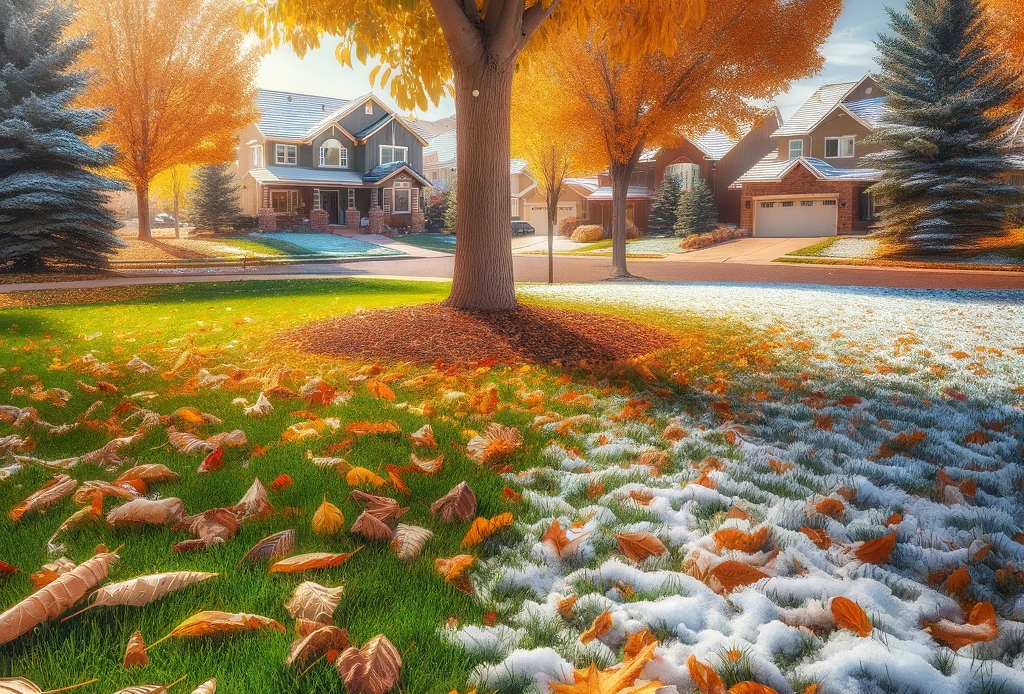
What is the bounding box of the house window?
[861,191,881,221]
[319,139,348,168]
[789,140,804,159]
[824,136,856,158]
[511,197,518,219]
[270,190,300,213]
[275,144,297,165]
[665,162,701,191]
[781,201,794,207]
[380,145,409,165]
[365,102,373,115]
[822,199,837,206]
[760,202,775,209]
[392,180,411,213]
[251,146,262,168]
[801,201,814,207]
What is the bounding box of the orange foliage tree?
[985,0,1024,114]
[511,63,605,283]
[242,0,706,310]
[76,0,259,240]
[549,0,843,278]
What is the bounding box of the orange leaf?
[713,527,768,554]
[686,654,726,694]
[366,380,396,401]
[854,532,897,564]
[435,555,475,594]
[831,597,872,637]
[580,610,612,645]
[269,473,293,493]
[557,595,578,619]
[270,549,361,573]
[923,602,999,650]
[708,561,769,593]
[542,519,589,560]
[814,498,845,519]
[623,629,657,660]
[798,527,832,550]
[729,685,780,694]
[945,566,971,596]
[616,532,668,562]
[461,513,513,548]
[502,486,522,502]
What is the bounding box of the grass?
[213,236,311,257]
[394,234,457,254]
[784,237,844,258]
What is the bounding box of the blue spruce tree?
[0,0,123,271]
[648,173,682,236]
[674,178,717,237]
[864,0,1023,255]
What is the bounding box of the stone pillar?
[411,210,426,233]
[368,208,387,236]
[257,208,277,231]
[345,206,360,231]
[310,208,329,233]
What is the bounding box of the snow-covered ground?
[461,284,1024,694]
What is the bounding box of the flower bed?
[680,225,752,250]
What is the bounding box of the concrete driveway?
[671,237,826,263]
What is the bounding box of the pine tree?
[674,178,718,236]
[442,185,457,233]
[0,0,124,272]
[863,0,1023,255]
[648,173,682,236]
[189,164,241,233]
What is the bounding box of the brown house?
[235,90,431,234]
[734,76,887,237]
[586,110,782,234]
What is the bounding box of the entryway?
[320,190,342,226]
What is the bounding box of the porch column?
[257,185,276,231]
[368,187,387,235]
[345,188,359,231]
[410,187,426,233]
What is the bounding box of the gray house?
[236,90,431,233]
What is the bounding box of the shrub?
[626,220,643,239]
[571,224,604,243]
[680,226,751,250]
[424,189,451,232]
[675,178,718,237]
[232,215,257,231]
[558,217,580,237]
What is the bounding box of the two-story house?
[236,90,431,234]
[586,109,782,234]
[733,76,887,237]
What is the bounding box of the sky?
[256,0,909,123]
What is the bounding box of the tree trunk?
[137,186,152,241]
[173,191,180,239]
[547,181,559,285]
[443,58,518,311]
[610,163,633,278]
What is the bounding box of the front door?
[320,190,341,225]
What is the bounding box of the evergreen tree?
[442,185,457,233]
[0,0,124,272]
[189,164,241,233]
[674,178,717,236]
[864,0,1023,255]
[647,173,682,236]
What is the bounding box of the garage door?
[525,203,577,234]
[754,198,837,237]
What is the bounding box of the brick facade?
[739,163,873,236]
[309,208,329,233]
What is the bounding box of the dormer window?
[789,140,804,159]
[319,139,348,168]
[365,102,373,115]
[824,136,855,159]
[275,144,297,165]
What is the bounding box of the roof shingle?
[257,90,351,140]
[773,82,857,137]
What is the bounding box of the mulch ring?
[291,303,679,367]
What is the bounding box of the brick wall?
[739,164,867,235]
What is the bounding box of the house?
[733,76,888,237]
[586,111,781,234]
[236,90,432,234]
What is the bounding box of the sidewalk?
[663,237,828,263]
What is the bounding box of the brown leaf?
[270,549,362,574]
[580,611,612,645]
[615,532,667,562]
[238,529,296,566]
[946,566,971,596]
[543,520,589,560]
[123,630,149,668]
[286,625,350,669]
[154,611,284,644]
[466,423,522,467]
[366,380,396,401]
[116,464,181,485]
[351,511,394,541]
[409,452,443,475]
[348,491,407,523]
[334,634,402,694]
[295,618,330,637]
[68,571,217,620]
[107,498,185,528]
[390,525,433,562]
[430,482,477,523]
[230,478,274,521]
[285,582,344,624]
[189,680,216,694]
[923,602,999,650]
[854,532,897,565]
[708,561,769,594]
[0,550,119,646]
[550,641,663,694]
[177,508,239,545]
[8,474,77,522]
[408,424,437,449]
[713,527,768,554]
[831,597,872,637]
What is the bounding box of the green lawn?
[394,234,457,254]
[212,236,312,257]
[782,237,843,257]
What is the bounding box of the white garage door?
[525,203,577,234]
[754,198,837,237]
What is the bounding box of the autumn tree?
[151,165,195,238]
[242,0,705,311]
[985,0,1024,114]
[551,0,842,278]
[511,60,604,283]
[76,0,259,240]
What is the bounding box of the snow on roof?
[731,152,881,188]
[510,159,529,176]
[565,177,600,193]
[691,130,739,160]
[844,97,889,128]
[248,165,364,186]
[773,82,858,137]
[424,130,457,164]
[257,90,351,140]
[588,186,654,201]
[412,116,457,140]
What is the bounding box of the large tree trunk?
[137,186,152,241]
[609,162,633,278]
[443,58,518,311]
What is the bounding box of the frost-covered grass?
[250,233,405,258]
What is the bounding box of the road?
[3,253,1024,293]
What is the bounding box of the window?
[511,197,519,219]
[822,199,837,206]
[861,191,881,221]
[270,190,300,213]
[251,146,262,168]
[801,201,814,207]
[789,140,804,159]
[824,136,856,158]
[781,201,794,208]
[365,101,373,115]
[275,144,297,165]
[392,180,411,214]
[380,145,409,165]
[665,162,702,191]
[319,139,348,168]
[760,202,775,209]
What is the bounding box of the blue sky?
[256,0,908,121]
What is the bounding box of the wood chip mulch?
[291,303,679,367]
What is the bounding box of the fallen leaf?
[923,602,999,650]
[312,498,345,536]
[123,630,148,668]
[616,533,668,563]
[580,611,612,645]
[946,566,971,596]
[543,520,589,560]
[854,532,897,564]
[409,424,437,449]
[286,625,350,669]
[67,572,217,620]
[390,525,434,562]
[729,684,780,694]
[623,629,657,660]
[334,634,402,694]
[154,611,284,643]
[270,549,362,574]
[197,448,224,474]
[116,464,180,485]
[239,529,296,566]
[270,474,293,493]
[708,561,769,594]
[687,654,726,694]
[8,474,77,522]
[231,478,274,521]
[107,498,185,528]
[366,380,396,402]
[831,597,872,637]
[557,595,577,620]
[461,513,514,547]
[550,641,663,694]
[466,423,522,467]
[189,680,216,694]
[244,393,274,419]
[409,453,443,475]
[435,555,475,594]
[346,467,386,488]
[177,508,239,546]
[798,527,833,550]
[285,582,344,623]
[713,527,768,554]
[430,482,477,523]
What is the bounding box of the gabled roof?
[566,177,600,195]
[773,82,858,137]
[411,116,457,140]
[424,130,457,164]
[843,97,889,128]
[731,152,881,188]
[362,161,431,186]
[692,130,740,160]
[353,113,430,146]
[257,90,351,140]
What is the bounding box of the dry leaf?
[409,453,443,475]
[435,555,475,595]
[390,525,434,562]
[116,464,180,484]
[798,527,832,550]
[543,520,589,560]
[67,572,217,621]
[197,448,224,474]
[461,513,514,547]
[9,474,77,521]
[107,498,186,528]
[729,684,780,694]
[111,675,187,694]
[831,597,872,637]
[923,602,999,650]
[623,629,657,661]
[854,532,897,564]
[430,482,477,523]
[687,655,726,694]
[814,498,845,519]
[177,508,239,546]
[155,611,284,642]
[0,550,119,646]
[616,533,668,562]
[286,625,350,668]
[351,511,395,541]
[946,566,971,596]
[189,680,216,694]
[244,393,274,418]
[580,611,613,645]
[123,630,149,668]
[270,474,293,493]
[346,467,386,488]
[334,634,402,694]
[713,527,768,554]
[285,582,344,624]
[550,641,663,694]
[557,595,578,620]
[270,549,362,574]
[409,424,437,449]
[312,498,345,536]
[708,561,769,594]
[466,423,522,467]
[231,478,274,521]
[366,380,396,402]
[239,529,295,566]
[75,480,145,504]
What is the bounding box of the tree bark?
[173,190,180,239]
[137,186,152,240]
[609,162,632,278]
[442,58,518,311]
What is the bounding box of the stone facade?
[309,208,329,233]
[257,208,277,231]
[739,164,872,235]
[345,205,360,231]
[410,210,426,233]
[368,208,388,236]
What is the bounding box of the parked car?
[151,213,188,228]
[511,220,535,236]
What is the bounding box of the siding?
[364,122,424,171]
[716,113,781,224]
[338,98,388,136]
